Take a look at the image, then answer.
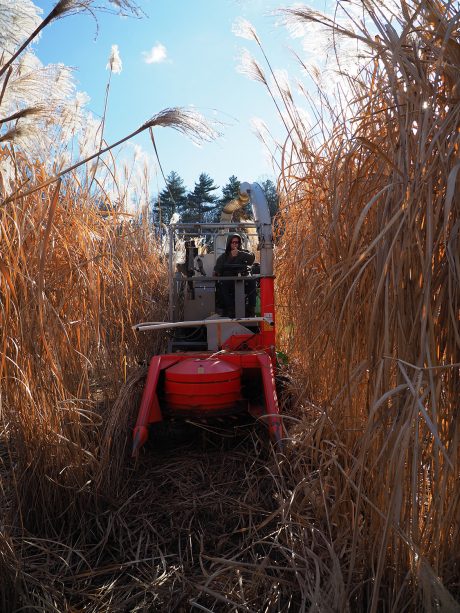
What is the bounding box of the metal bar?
[168,226,174,322]
[181,274,274,282]
[133,316,268,332]
[170,222,259,229]
[234,279,245,319]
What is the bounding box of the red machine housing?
[132,182,282,455]
[132,349,282,455]
[164,359,242,412]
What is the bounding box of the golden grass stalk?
[273,0,460,608]
[0,142,168,530]
[3,106,219,205]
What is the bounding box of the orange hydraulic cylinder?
[132,355,178,455]
[256,352,283,446]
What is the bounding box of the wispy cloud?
[142,43,168,64]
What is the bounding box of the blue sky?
[32,0,322,195]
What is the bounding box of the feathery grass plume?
[0,104,45,124]
[3,106,219,204]
[0,0,141,79]
[234,16,310,167]
[0,0,41,56]
[250,116,282,174]
[49,0,142,19]
[237,48,267,85]
[0,126,25,142]
[141,106,220,143]
[232,16,261,44]
[88,44,123,190]
[106,43,122,74]
[273,0,460,609]
[1,53,75,114]
[0,51,81,165]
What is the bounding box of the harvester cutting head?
[132,182,282,454]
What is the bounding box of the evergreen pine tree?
[220,175,240,204]
[157,171,187,224]
[182,172,219,222]
[260,179,279,218]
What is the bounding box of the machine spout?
[219,190,250,223]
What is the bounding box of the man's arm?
[242,250,255,266]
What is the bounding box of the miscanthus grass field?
[0,1,459,611]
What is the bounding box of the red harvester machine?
[132,182,283,454]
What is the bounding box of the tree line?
[153,172,279,225]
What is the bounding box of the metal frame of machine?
[131,182,282,454]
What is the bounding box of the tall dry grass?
[0,143,168,524]
[1,1,460,612]
[270,0,460,609]
[0,141,170,610]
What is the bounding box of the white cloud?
[143,43,168,64]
